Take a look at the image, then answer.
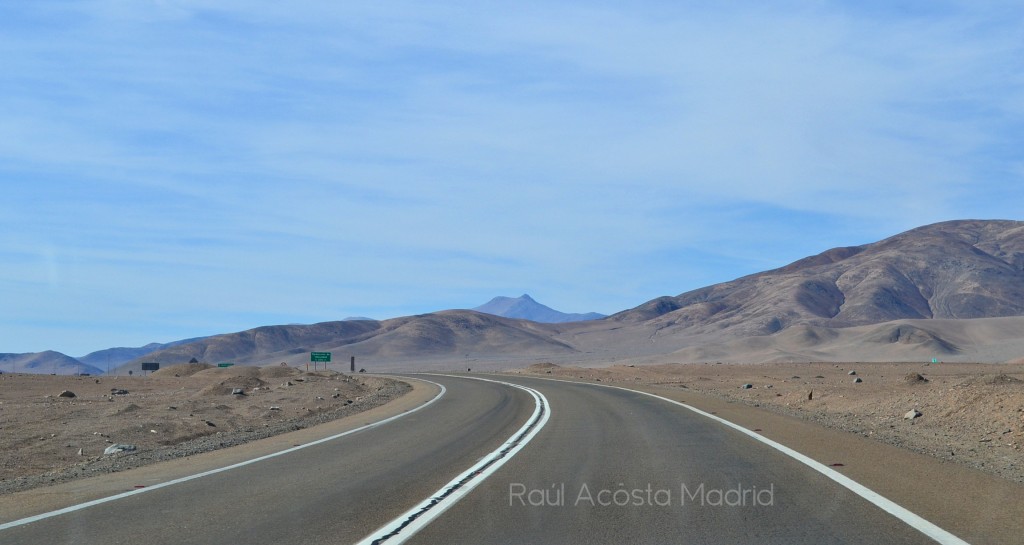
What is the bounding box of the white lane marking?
[0,379,447,531]
[516,375,970,545]
[355,376,550,545]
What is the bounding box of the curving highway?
[0,374,973,544]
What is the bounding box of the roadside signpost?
[141,362,159,376]
[310,351,331,371]
[217,362,234,368]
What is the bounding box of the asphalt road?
[2,374,960,544]
[408,376,941,544]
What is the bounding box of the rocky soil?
[512,361,1024,483]
[0,364,409,494]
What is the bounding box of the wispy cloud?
[1,1,1022,354]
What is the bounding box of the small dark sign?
[140,362,160,371]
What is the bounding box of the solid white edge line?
[520,375,970,545]
[355,375,550,545]
[0,378,447,531]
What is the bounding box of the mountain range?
[6,219,1024,374]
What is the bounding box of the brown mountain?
[611,219,1024,335]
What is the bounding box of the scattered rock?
[204,420,216,427]
[905,409,923,420]
[808,390,813,401]
[77,448,84,456]
[110,389,129,395]
[853,377,863,384]
[231,388,245,395]
[848,370,857,376]
[103,444,136,455]
[904,373,929,383]
[986,374,1023,385]
[58,391,76,398]
[742,384,753,389]
[269,406,281,411]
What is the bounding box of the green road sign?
[311,352,331,363]
[217,363,234,368]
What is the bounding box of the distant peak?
[473,294,605,323]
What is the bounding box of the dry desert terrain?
[0,363,409,494]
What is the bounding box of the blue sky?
[2,1,1023,356]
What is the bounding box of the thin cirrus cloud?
[0,1,1022,355]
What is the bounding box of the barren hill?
[128,320,383,366]
[0,351,101,375]
[77,336,209,368]
[612,220,1024,335]
[127,311,576,371]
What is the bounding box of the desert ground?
[0,363,409,494]
[511,361,1024,483]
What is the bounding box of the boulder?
[103,444,136,455]
[905,409,923,420]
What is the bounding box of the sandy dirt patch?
[511,361,1024,483]
[0,365,409,494]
